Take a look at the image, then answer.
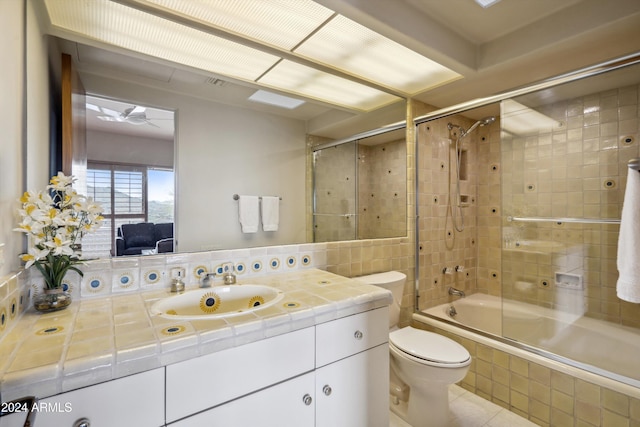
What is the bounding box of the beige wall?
[0,1,51,274]
[83,74,307,253]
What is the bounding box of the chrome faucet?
[200,272,216,288]
[448,286,466,298]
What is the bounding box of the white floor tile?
[389,385,536,427]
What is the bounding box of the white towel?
[238,195,259,233]
[617,167,640,303]
[261,196,280,232]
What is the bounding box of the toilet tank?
[356,271,406,329]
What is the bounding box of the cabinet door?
[316,343,389,427]
[33,368,164,427]
[171,372,315,427]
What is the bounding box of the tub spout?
[448,286,466,298]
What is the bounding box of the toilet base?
[388,386,452,427]
[389,395,408,420]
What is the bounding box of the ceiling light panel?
[248,90,306,109]
[258,60,400,111]
[141,0,335,51]
[294,14,461,94]
[44,0,279,81]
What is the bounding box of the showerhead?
[447,116,496,138]
[464,116,496,135]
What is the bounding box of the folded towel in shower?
[616,167,640,303]
[261,196,280,231]
[238,195,259,233]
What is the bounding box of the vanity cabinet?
[169,306,389,427]
[2,307,388,427]
[315,307,389,427]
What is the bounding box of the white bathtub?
[419,293,640,394]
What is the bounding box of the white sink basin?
[150,285,285,320]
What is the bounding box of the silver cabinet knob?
[303,394,313,406]
[323,385,332,396]
[73,418,91,427]
[354,330,363,340]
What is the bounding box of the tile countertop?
[0,269,392,402]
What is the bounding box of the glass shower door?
[312,142,358,242]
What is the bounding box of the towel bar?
[233,194,282,200]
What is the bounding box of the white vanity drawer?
[166,326,315,423]
[32,368,164,427]
[316,306,389,367]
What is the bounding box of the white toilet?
[358,271,471,427]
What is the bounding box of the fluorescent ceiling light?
[258,60,399,112]
[501,99,563,135]
[248,90,306,109]
[294,14,461,94]
[144,0,334,51]
[43,0,456,111]
[44,0,279,81]
[474,0,502,8]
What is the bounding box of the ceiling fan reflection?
[90,104,170,128]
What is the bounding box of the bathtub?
[416,293,640,396]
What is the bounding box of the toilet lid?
[389,327,470,364]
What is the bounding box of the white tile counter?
[0,269,392,402]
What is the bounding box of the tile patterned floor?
[389,385,538,427]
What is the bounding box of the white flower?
[20,246,50,269]
[44,235,74,256]
[15,173,103,285]
[48,172,75,191]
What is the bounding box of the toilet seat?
[390,327,470,367]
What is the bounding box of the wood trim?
[61,53,72,175]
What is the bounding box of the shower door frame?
[411,51,640,312]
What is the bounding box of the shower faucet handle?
[442,267,453,275]
[455,265,464,272]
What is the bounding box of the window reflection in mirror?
[82,96,175,258]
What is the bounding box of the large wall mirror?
[37,3,409,259]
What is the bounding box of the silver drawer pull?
[354,330,363,340]
[323,385,332,396]
[73,418,91,427]
[303,394,313,406]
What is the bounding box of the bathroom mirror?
[49,38,407,257]
[312,128,407,242]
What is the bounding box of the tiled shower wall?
[358,139,407,239]
[501,84,640,327]
[416,114,500,310]
[310,139,407,242]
